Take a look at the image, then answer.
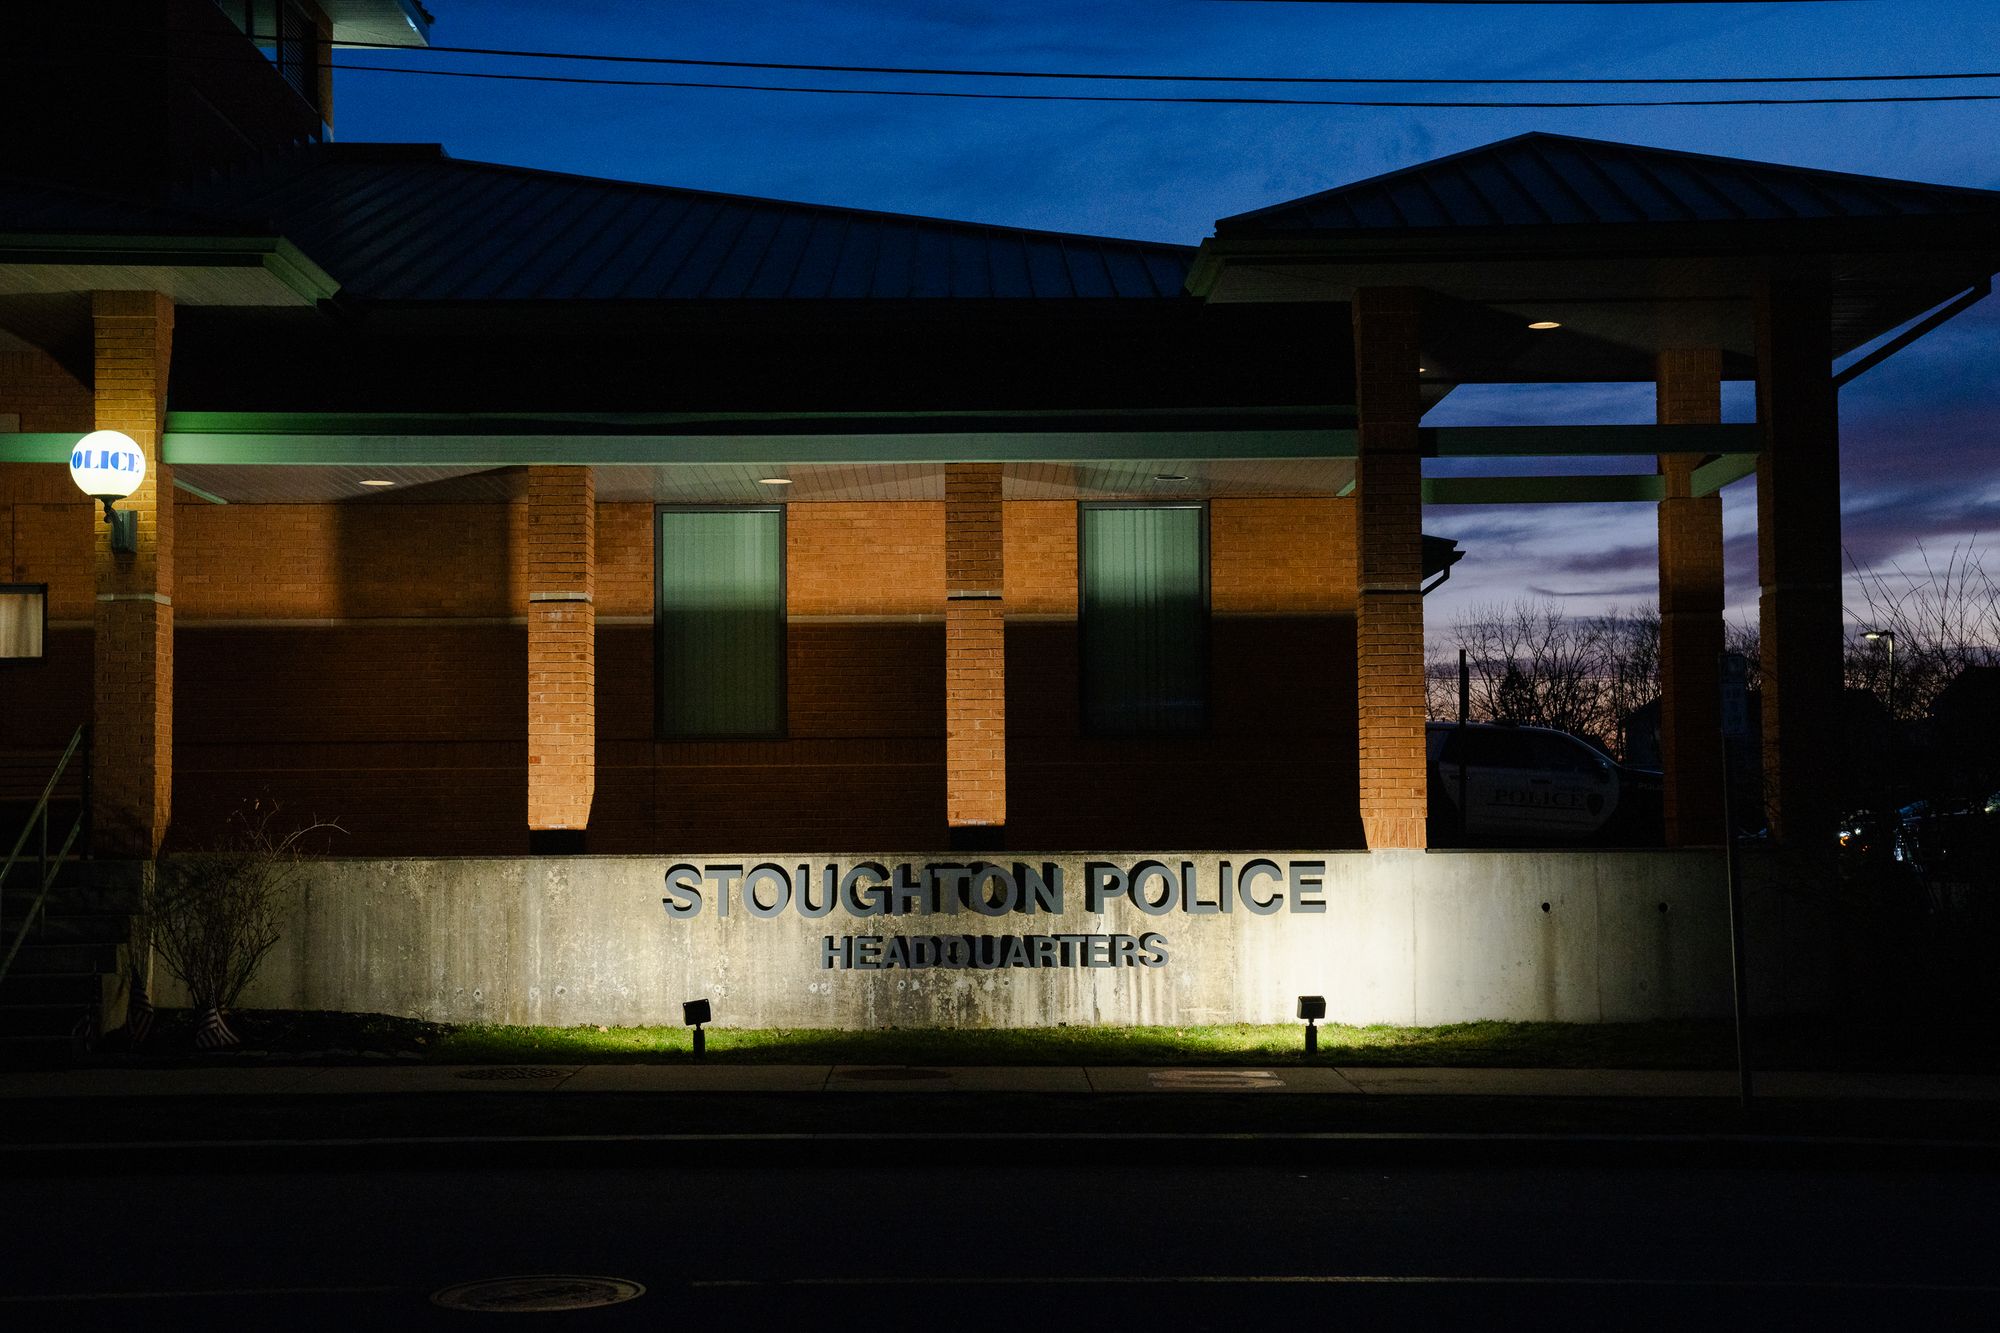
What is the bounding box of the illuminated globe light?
[69,429,147,502]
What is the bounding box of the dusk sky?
[333,1,2000,636]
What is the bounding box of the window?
[1078,504,1208,734]
[0,585,48,661]
[213,1,321,113]
[655,507,786,739]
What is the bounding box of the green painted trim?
[1423,474,1665,505]
[160,430,1358,466]
[163,406,1357,435]
[262,239,342,303]
[1690,451,1761,497]
[0,434,78,464]
[1423,424,1760,458]
[172,477,229,505]
[0,233,338,303]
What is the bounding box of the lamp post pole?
[1865,629,1897,807]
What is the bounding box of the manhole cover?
[839,1067,951,1082]
[432,1275,645,1312]
[454,1066,570,1081]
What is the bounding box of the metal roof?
[1218,132,2000,236]
[175,145,1194,302]
[0,179,256,237]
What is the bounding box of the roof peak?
[1218,132,2000,236]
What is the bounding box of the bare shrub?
[141,803,339,1049]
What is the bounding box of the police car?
[1427,722,1663,845]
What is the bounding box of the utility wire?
[305,33,2000,89]
[22,45,2000,110]
[317,60,2000,108]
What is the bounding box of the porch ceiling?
[166,459,1362,505]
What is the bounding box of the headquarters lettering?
[659,858,1330,970]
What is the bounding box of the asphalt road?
[6,1155,1996,1329]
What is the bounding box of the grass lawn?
[129,1010,1998,1073]
[432,1018,1737,1068]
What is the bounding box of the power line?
[307,33,2000,89]
[21,45,2000,110]
[317,60,2000,109]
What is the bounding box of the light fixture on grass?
[69,429,146,554]
[683,998,712,1057]
[1297,995,1326,1056]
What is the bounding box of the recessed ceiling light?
[1153,473,1188,482]
[1528,320,1562,331]
[757,476,794,486]
[359,479,394,487]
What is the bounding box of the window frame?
[652,503,789,742]
[0,583,49,664]
[1075,500,1211,738]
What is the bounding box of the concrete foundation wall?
[195,850,1738,1028]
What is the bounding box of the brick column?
[526,465,595,846]
[1756,267,1843,847]
[1351,288,1427,849]
[945,463,1005,845]
[1656,347,1727,846]
[90,290,175,858]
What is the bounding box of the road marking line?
[691,1275,2000,1293]
[0,1285,407,1304]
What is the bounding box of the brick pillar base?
[527,465,595,838]
[1657,347,1726,846]
[1757,269,1843,847]
[1352,288,1427,849]
[90,290,174,858]
[945,463,1005,839]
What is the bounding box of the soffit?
[169,459,1359,505]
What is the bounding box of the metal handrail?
[0,725,89,984]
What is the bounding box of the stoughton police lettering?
[660,858,1328,970]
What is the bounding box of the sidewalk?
[5,1063,1998,1101]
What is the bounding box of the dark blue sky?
[333,1,2000,630]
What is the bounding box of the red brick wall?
[1006,497,1362,849]
[526,466,595,831]
[946,466,1005,829]
[90,291,176,857]
[1352,287,1428,849]
[1,466,1366,852]
[1,351,96,759]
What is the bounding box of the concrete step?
[2,941,119,976]
[0,1002,92,1040]
[4,913,131,946]
[2,883,137,917]
[0,1032,83,1068]
[0,971,101,1005]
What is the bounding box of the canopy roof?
[1218,131,2000,236]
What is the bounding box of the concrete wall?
[202,850,1737,1028]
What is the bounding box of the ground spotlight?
[1297,995,1325,1056]
[683,998,711,1057]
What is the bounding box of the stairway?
[0,865,134,1064]
[1,731,126,1066]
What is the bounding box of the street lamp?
[69,429,146,554]
[1863,629,1896,720]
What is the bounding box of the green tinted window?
[656,508,785,738]
[1079,505,1207,734]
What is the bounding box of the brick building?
[4,2,2000,1034]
